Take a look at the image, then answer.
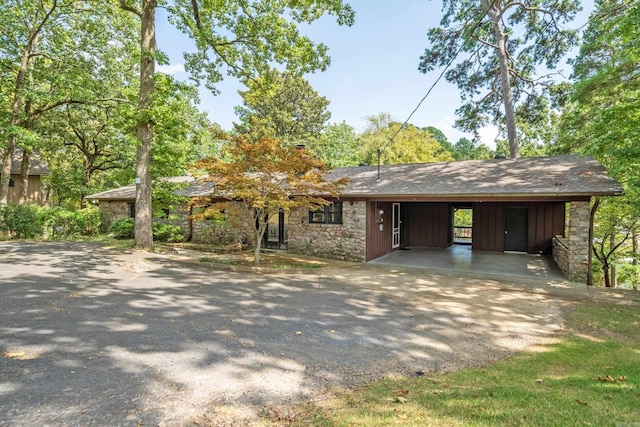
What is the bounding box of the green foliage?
[46,207,88,239]
[168,1,355,93]
[234,69,331,146]
[308,121,362,167]
[557,1,640,284]
[109,218,135,240]
[0,204,45,239]
[360,113,454,165]
[44,205,104,239]
[451,137,495,160]
[152,223,185,243]
[419,0,580,156]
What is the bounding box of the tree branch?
[119,0,141,17]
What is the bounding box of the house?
[89,155,623,283]
[181,154,621,282]
[0,149,50,205]
[84,176,194,226]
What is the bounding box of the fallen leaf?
[394,396,407,404]
[536,378,544,384]
[575,399,588,406]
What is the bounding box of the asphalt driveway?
[0,242,569,426]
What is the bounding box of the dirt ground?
[0,241,575,426]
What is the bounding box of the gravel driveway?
[0,242,568,426]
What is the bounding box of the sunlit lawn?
[273,303,640,426]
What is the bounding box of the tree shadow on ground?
[0,241,565,425]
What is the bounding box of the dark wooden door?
[504,207,528,252]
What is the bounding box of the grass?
[271,302,640,427]
[198,252,326,269]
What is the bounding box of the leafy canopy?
[189,137,347,264]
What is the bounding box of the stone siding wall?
[288,201,366,262]
[552,236,571,278]
[100,201,131,227]
[189,202,256,247]
[554,200,591,282]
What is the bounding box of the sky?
[155,1,595,148]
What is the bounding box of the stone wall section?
[188,202,256,247]
[99,201,131,227]
[288,201,366,262]
[553,200,591,282]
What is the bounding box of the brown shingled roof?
[328,155,623,199]
[85,176,194,201]
[0,149,50,175]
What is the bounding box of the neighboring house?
[0,149,50,205]
[88,155,623,283]
[85,176,194,226]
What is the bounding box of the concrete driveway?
[0,242,573,426]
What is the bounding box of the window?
[8,176,15,188]
[128,202,135,218]
[309,202,343,224]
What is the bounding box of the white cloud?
[156,63,185,75]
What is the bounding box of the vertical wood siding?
[365,201,394,261]
[402,202,450,248]
[472,202,565,253]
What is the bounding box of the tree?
[189,137,347,265]
[0,1,137,205]
[419,0,580,158]
[592,197,639,288]
[360,113,454,165]
[119,0,355,249]
[556,0,640,285]
[234,69,332,145]
[308,121,361,167]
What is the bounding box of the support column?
[567,201,591,282]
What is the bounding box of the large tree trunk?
[134,0,157,249]
[633,227,638,266]
[18,149,31,204]
[1,24,42,206]
[482,0,519,158]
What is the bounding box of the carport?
[369,244,566,281]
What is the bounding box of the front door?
[504,207,528,252]
[264,210,288,250]
[392,203,400,248]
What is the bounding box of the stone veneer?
[553,201,590,282]
[99,201,131,227]
[287,201,366,262]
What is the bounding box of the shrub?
[79,205,104,236]
[0,204,45,239]
[152,222,185,243]
[46,207,87,239]
[109,218,134,239]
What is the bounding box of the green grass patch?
[274,302,640,426]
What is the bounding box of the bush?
[79,205,105,236]
[46,207,87,239]
[152,222,185,243]
[0,204,46,239]
[109,218,134,239]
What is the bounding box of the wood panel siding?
[365,201,394,261]
[403,202,450,248]
[6,175,42,204]
[473,202,565,253]
[528,202,565,253]
[473,203,505,251]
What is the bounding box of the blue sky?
[156,1,594,148]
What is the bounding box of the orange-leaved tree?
[189,137,347,265]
